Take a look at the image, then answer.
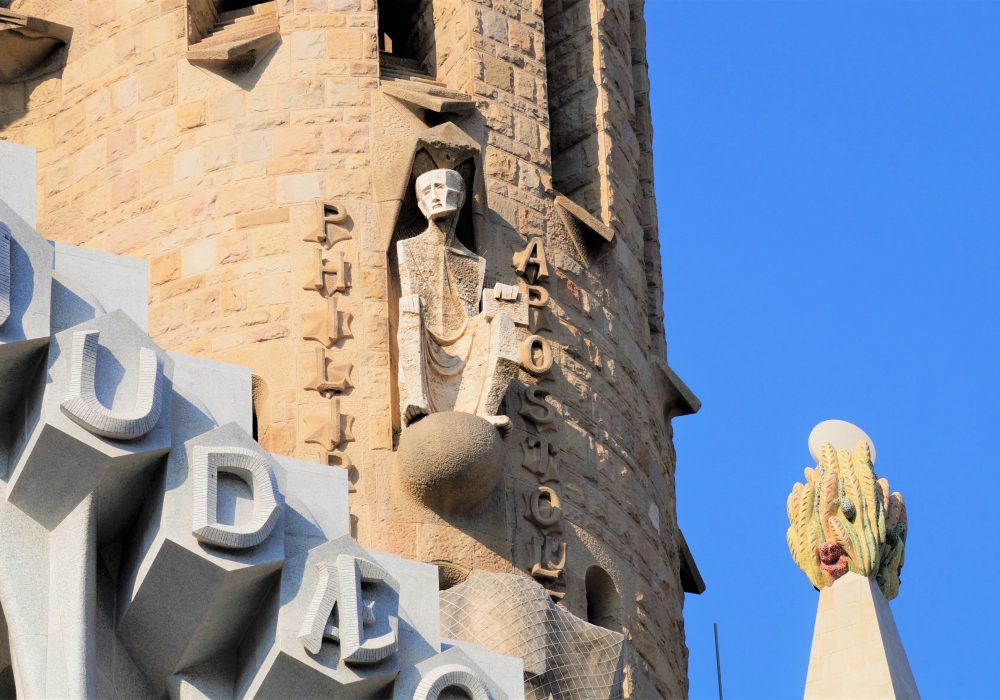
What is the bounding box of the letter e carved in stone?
[61,330,164,440]
[191,446,280,549]
[298,554,399,665]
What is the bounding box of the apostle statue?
[396,169,519,434]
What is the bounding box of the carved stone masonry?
[524,486,563,532]
[521,435,560,484]
[302,296,352,347]
[530,534,567,582]
[306,346,353,393]
[297,554,399,665]
[302,248,349,295]
[191,445,280,549]
[519,385,556,431]
[61,329,164,440]
[303,398,355,452]
[303,200,351,248]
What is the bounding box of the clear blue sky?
[646,2,999,698]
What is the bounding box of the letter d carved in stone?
[191,446,280,549]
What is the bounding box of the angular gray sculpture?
[0,145,522,699]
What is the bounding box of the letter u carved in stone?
[61,330,164,440]
[191,446,280,549]
[298,555,399,664]
[0,222,11,328]
[414,665,492,700]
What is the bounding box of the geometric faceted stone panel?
[116,422,284,693]
[237,536,401,699]
[6,310,173,536]
[0,197,52,420]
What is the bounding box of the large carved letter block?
[297,555,399,664]
[7,311,173,534]
[393,647,509,700]
[192,445,280,549]
[117,421,285,694]
[0,199,53,420]
[237,537,405,699]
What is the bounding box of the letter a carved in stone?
[298,554,399,665]
[61,330,164,440]
[191,446,280,549]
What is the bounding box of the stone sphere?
[395,411,503,514]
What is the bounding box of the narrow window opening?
[585,566,620,631]
[251,375,269,445]
[378,0,437,79]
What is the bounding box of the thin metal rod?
[714,622,724,700]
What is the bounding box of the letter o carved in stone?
[529,486,562,529]
[519,334,553,375]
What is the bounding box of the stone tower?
[0,0,703,696]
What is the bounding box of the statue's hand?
[493,283,519,301]
[400,294,422,315]
[402,400,430,426]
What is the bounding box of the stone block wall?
[0,0,692,696]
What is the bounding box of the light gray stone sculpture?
[8,310,174,535]
[395,168,520,433]
[394,646,506,700]
[0,149,523,699]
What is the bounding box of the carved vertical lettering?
[512,237,549,283]
[519,334,553,375]
[521,436,560,483]
[519,385,555,431]
[306,346,353,393]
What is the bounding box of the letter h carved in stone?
[298,555,399,665]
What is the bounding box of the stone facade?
[0,1,702,696]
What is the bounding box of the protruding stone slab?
[116,423,284,693]
[8,311,172,534]
[804,572,919,699]
[237,536,402,699]
[0,8,72,83]
[0,196,52,419]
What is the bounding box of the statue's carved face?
[416,169,465,221]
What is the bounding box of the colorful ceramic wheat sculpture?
[786,440,907,599]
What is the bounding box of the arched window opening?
[585,566,620,632]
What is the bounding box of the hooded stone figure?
[395,168,519,433]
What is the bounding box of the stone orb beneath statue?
[395,411,504,514]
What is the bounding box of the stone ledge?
[0,9,72,84]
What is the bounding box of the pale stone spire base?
[804,572,919,699]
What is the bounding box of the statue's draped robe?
[397,233,498,416]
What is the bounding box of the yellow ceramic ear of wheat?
[786,439,907,599]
